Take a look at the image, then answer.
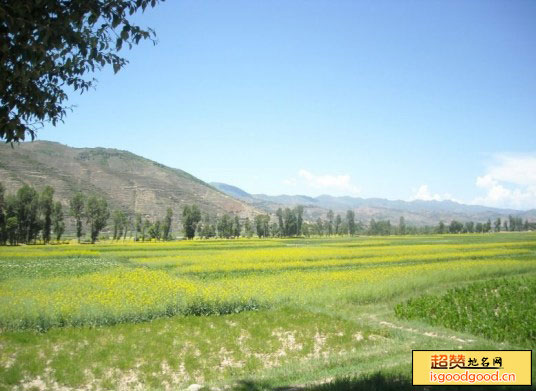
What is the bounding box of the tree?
[38,186,55,243]
[508,215,514,231]
[85,195,109,243]
[217,214,233,239]
[52,201,65,242]
[398,216,406,235]
[70,193,85,242]
[295,205,304,236]
[276,208,284,237]
[315,218,324,236]
[355,220,364,234]
[148,220,161,240]
[449,220,463,234]
[199,214,216,239]
[437,221,446,234]
[244,217,254,238]
[15,185,40,243]
[112,210,127,240]
[254,214,270,238]
[6,216,18,245]
[269,222,278,237]
[232,215,241,238]
[1,0,164,143]
[369,219,392,236]
[182,205,201,239]
[0,183,5,245]
[302,222,311,237]
[142,219,151,241]
[282,208,298,237]
[334,214,342,235]
[326,210,334,236]
[123,215,131,240]
[346,210,356,235]
[494,218,501,232]
[464,221,474,234]
[134,213,142,241]
[162,207,173,240]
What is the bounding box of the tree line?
[438,216,534,234]
[0,183,65,245]
[189,211,534,239]
[0,183,114,245]
[1,183,534,245]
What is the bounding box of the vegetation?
[0,184,66,245]
[1,182,534,244]
[0,0,164,142]
[1,234,533,331]
[112,210,129,240]
[0,232,534,389]
[395,275,536,344]
[182,204,201,239]
[69,192,85,242]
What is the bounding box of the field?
[0,233,535,390]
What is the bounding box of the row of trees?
[0,183,115,245]
[190,212,535,239]
[188,210,403,239]
[189,208,359,239]
[1,183,534,244]
[439,216,534,235]
[0,183,65,245]
[112,208,174,242]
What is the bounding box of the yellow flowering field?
[0,233,535,330]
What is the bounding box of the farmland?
[0,233,535,390]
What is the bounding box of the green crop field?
[1,233,535,390]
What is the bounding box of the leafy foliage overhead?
[0,0,163,142]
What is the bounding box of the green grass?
[394,275,536,344]
[0,256,122,280]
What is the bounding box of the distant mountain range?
[210,182,536,225]
[1,141,533,230]
[0,141,260,233]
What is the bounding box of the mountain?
[2,142,533,230]
[210,182,253,201]
[211,183,536,225]
[0,141,261,233]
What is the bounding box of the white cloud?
[412,185,442,201]
[487,154,536,186]
[282,178,296,186]
[283,169,361,195]
[473,153,536,210]
[411,184,455,202]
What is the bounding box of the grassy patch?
[0,307,377,390]
[394,275,536,344]
[0,256,121,280]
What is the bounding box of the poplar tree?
[70,193,85,242]
[182,205,201,239]
[52,201,65,242]
[162,208,173,240]
[346,210,356,235]
[85,196,109,243]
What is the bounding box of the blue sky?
[40,0,536,209]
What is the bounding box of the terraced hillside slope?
[0,141,260,233]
